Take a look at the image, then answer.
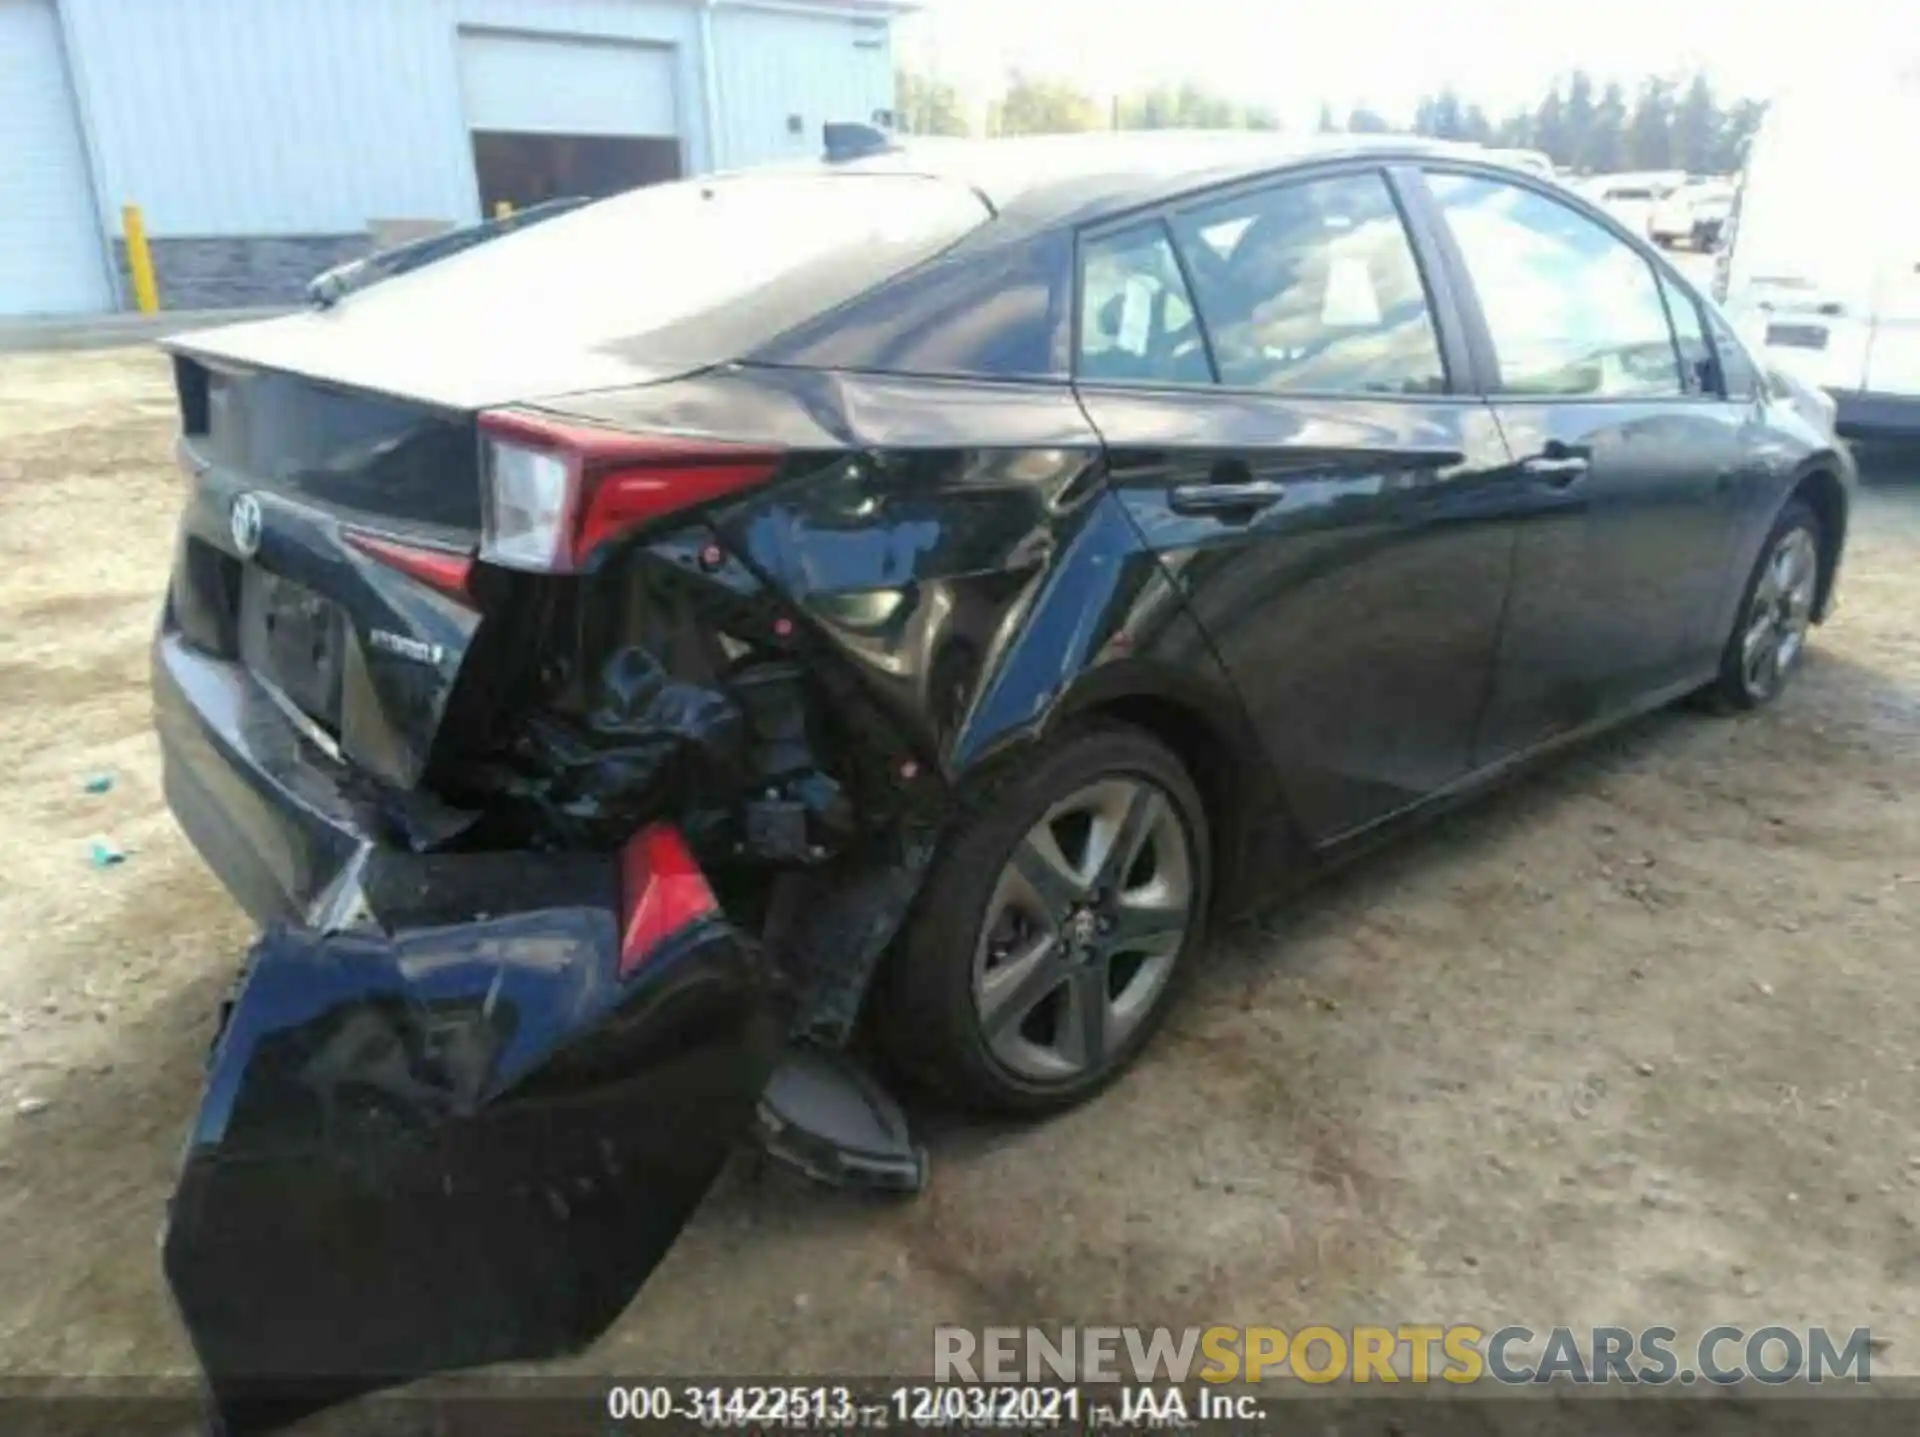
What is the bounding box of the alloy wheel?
[1741,526,1818,700]
[970,776,1193,1084]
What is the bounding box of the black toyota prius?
[152,131,1852,1426]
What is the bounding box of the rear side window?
[1168,171,1447,396]
[1656,269,1715,394]
[1077,223,1211,385]
[1427,171,1685,398]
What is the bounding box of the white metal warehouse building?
[0,0,906,316]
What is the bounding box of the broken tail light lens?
[618,824,719,977]
[478,409,782,573]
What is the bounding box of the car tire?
[877,722,1212,1116]
[1705,497,1824,713]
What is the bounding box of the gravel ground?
[2,347,1918,1403]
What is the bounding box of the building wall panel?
[0,0,113,314]
[712,6,894,170]
[60,0,712,238]
[62,0,477,237]
[51,0,899,308]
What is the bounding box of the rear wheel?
[879,724,1210,1115]
[1706,498,1823,712]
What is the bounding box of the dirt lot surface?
[3,348,1919,1400]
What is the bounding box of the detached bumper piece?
[756,1044,927,1193]
[164,827,778,1436]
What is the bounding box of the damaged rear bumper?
[154,632,372,926]
[167,855,779,1435]
[156,632,928,1431]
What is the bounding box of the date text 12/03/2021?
[604,1384,1093,1428]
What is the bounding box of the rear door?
[1414,167,1749,760]
[1075,163,1520,846]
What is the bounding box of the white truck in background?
[1581,171,1687,237]
[1719,67,1920,439]
[1649,177,1735,249]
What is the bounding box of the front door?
[1417,168,1749,760]
[1075,166,1520,846]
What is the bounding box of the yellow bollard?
[121,204,160,314]
[493,200,514,220]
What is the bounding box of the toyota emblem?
[229,493,263,558]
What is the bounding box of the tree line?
[897,68,1766,176]
[1398,72,1765,175]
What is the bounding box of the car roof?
[813,131,1517,230]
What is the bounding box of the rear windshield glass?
[341,172,990,367]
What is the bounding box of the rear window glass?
[351,172,990,366]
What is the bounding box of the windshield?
[317,171,992,368]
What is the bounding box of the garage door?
[0,0,110,316]
[458,31,682,213]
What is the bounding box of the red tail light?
[618,824,719,976]
[478,409,782,573]
[343,529,474,602]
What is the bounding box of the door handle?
[1168,479,1289,516]
[1518,454,1589,486]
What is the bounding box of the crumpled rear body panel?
[152,358,1294,1433]
[165,893,777,1434]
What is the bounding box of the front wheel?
[878,724,1211,1115]
[1706,498,1823,712]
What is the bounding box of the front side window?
[1656,268,1715,395]
[1076,222,1211,386]
[1167,171,1447,395]
[1427,172,1686,398]
[1704,305,1761,400]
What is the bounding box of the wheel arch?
[1788,462,1848,621]
[1045,674,1295,918]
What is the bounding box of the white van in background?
[1719,68,1920,438]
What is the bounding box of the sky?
[892,0,1920,129]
